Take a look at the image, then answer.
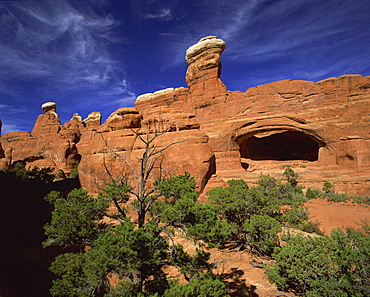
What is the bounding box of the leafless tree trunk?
[101,123,187,228]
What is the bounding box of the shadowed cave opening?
[239,131,320,163]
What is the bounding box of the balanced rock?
[32,102,61,136]
[182,36,227,111]
[185,36,226,86]
[41,101,58,117]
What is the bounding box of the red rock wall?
[0,114,80,176]
[1,36,369,196]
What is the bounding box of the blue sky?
[1,0,369,134]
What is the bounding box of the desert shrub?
[325,192,350,203]
[187,204,238,248]
[204,169,313,254]
[351,195,370,205]
[9,161,55,182]
[266,228,370,296]
[282,167,298,187]
[305,188,321,200]
[307,181,370,205]
[298,220,324,236]
[69,161,79,179]
[358,220,370,235]
[321,191,370,205]
[280,202,309,227]
[243,214,282,256]
[322,181,334,193]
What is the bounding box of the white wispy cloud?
[128,0,186,21]
[0,0,134,132]
[0,0,123,89]
[0,103,28,115]
[99,79,137,106]
[144,8,173,21]
[0,104,29,134]
[1,123,24,135]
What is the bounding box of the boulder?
[41,101,57,115]
[99,108,142,132]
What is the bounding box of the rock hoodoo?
[71,113,83,122]
[1,36,369,196]
[83,111,102,129]
[185,36,226,86]
[41,101,58,116]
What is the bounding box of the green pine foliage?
[266,227,370,296]
[43,158,370,296]
[243,214,281,256]
[43,189,110,248]
[203,170,312,255]
[305,187,321,199]
[10,161,55,182]
[310,180,370,205]
[172,245,215,281]
[152,169,316,256]
[44,173,227,296]
[322,181,334,193]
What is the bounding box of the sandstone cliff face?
[76,106,215,193]
[1,36,369,196]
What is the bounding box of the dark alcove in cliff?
[239,131,319,161]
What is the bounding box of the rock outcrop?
[1,36,370,196]
[0,103,80,175]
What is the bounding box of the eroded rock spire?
[185,36,226,87]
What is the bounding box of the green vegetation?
[10,160,55,182]
[322,191,370,205]
[262,175,370,296]
[43,128,228,297]
[44,173,228,297]
[266,226,370,296]
[307,180,370,205]
[322,181,334,193]
[41,146,369,297]
[69,161,79,178]
[198,167,320,254]
[44,189,110,249]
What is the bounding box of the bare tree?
[101,123,187,227]
[43,122,227,296]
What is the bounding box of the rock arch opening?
[238,131,320,162]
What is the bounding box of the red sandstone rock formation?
[1,36,369,196]
[0,103,80,175]
[76,106,215,193]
